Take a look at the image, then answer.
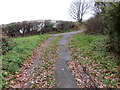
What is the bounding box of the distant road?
[49,30,84,36]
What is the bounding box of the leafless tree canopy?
[69,0,91,23]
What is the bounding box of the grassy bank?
[68,33,119,88]
[1,34,49,87]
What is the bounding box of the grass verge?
[1,34,49,88]
[68,33,119,88]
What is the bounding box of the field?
[68,33,119,88]
[1,31,119,88]
[1,34,49,87]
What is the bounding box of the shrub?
[0,30,12,55]
[103,2,120,54]
[85,15,106,35]
[2,20,81,37]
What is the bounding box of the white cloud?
[0,0,93,25]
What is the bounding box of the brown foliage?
[0,30,11,55]
[85,15,107,35]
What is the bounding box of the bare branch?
[69,0,91,23]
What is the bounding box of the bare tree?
[69,0,91,23]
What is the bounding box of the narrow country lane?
[50,30,84,88]
[9,30,84,88]
[56,34,78,88]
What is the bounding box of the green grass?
[1,34,49,88]
[1,34,49,81]
[68,33,119,88]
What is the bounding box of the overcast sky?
[0,0,93,25]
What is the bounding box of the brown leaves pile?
[68,60,106,88]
